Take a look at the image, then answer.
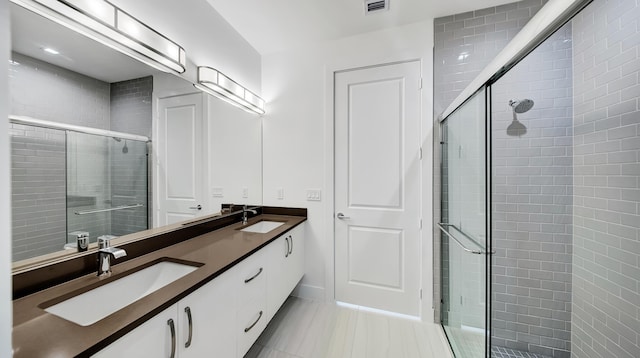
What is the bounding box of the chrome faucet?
[242,205,258,225]
[97,237,127,277]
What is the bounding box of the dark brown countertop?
[12,213,306,357]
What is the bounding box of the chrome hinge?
[419,147,423,159]
[420,289,423,299]
[419,78,423,90]
[419,219,422,229]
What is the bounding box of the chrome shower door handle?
[189,205,202,210]
[336,212,350,220]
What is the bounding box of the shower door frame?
[438,85,493,358]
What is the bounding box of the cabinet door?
[179,270,237,358]
[92,304,178,358]
[266,235,289,321]
[287,224,306,291]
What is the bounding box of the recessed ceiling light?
[43,47,60,55]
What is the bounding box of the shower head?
[509,99,535,113]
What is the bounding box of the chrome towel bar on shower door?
[437,223,492,255]
[74,203,144,215]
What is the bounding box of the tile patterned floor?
[246,297,454,358]
[491,346,552,358]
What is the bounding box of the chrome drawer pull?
[244,267,263,283]
[285,236,290,258]
[167,319,176,358]
[244,311,263,333]
[184,307,193,348]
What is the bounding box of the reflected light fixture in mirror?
[10,0,187,74]
[195,66,266,115]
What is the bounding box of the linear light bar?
[10,0,187,74]
[196,66,266,115]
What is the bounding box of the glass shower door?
[440,88,490,357]
[66,131,148,245]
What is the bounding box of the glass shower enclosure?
[439,88,491,358]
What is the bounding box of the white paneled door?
[334,61,422,316]
[157,93,206,226]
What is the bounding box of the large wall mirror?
[9,2,263,268]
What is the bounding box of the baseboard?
[291,283,325,301]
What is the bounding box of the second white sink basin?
[241,221,284,233]
[44,260,199,326]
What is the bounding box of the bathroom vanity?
[11,207,306,357]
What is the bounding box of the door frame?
[323,57,431,319]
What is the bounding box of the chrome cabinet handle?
[336,212,350,219]
[189,205,202,210]
[285,236,290,258]
[288,235,293,255]
[244,311,263,333]
[184,307,193,348]
[167,319,176,358]
[244,267,263,283]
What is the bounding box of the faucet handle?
[98,237,110,249]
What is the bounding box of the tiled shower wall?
[491,24,573,358]
[110,77,152,234]
[9,53,111,261]
[571,1,640,357]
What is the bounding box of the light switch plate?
[212,187,224,198]
[277,187,284,200]
[242,187,249,198]
[306,189,321,201]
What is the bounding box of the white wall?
[1,0,13,355]
[108,0,262,95]
[207,96,263,211]
[262,19,435,318]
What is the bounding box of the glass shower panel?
[66,132,147,245]
[441,88,489,358]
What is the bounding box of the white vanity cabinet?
[93,222,305,358]
[266,224,305,321]
[92,304,178,357]
[93,270,237,358]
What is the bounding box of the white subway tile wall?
[571,1,640,358]
[491,24,573,358]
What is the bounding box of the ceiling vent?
[365,0,389,14]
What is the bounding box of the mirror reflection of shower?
[506,98,534,136]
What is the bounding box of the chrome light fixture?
[10,0,187,74]
[195,66,266,115]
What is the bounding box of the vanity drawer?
[235,247,267,306]
[236,296,267,358]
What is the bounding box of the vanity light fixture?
[195,66,266,115]
[10,0,187,74]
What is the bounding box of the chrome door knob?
[336,212,350,220]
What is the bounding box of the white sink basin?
[44,261,198,326]
[241,221,284,233]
